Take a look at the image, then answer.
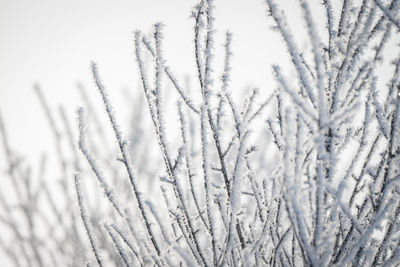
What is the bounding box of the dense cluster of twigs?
[1,0,400,266]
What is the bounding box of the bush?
[1,0,400,266]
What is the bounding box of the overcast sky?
[0,0,298,163]
[3,0,396,164]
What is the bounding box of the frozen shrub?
[1,0,400,266]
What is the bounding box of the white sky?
[2,0,396,165]
[0,0,296,163]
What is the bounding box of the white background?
[0,0,299,164]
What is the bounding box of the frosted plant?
[1,0,400,266]
[263,0,400,265]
